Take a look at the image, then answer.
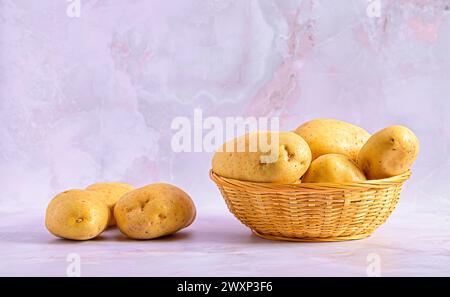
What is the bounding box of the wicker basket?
[210,170,411,242]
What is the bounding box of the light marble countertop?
[1,205,449,277]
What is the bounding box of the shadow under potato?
[110,230,194,242]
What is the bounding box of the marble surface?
[1,0,450,215]
[1,202,449,277]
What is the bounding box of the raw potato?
[212,131,312,183]
[114,183,196,239]
[294,119,370,161]
[357,125,419,179]
[45,190,110,240]
[86,182,134,226]
[302,154,366,183]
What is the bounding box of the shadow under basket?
[210,170,411,242]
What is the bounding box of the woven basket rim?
[210,169,411,191]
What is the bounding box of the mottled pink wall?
[0,0,449,213]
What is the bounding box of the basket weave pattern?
[210,170,411,242]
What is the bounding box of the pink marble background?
[0,0,450,215]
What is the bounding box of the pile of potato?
[45,182,196,241]
[212,119,419,183]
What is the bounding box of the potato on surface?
[294,118,370,161]
[86,182,134,226]
[357,125,419,179]
[302,154,366,183]
[45,190,110,240]
[212,131,312,183]
[114,183,196,240]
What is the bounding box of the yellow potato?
[302,154,366,183]
[86,182,134,226]
[45,190,110,240]
[114,183,196,239]
[294,118,370,161]
[357,125,419,179]
[212,131,312,183]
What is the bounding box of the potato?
[86,182,134,227]
[212,131,312,183]
[302,154,366,183]
[45,190,110,240]
[357,125,419,179]
[294,119,370,161]
[114,183,196,239]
